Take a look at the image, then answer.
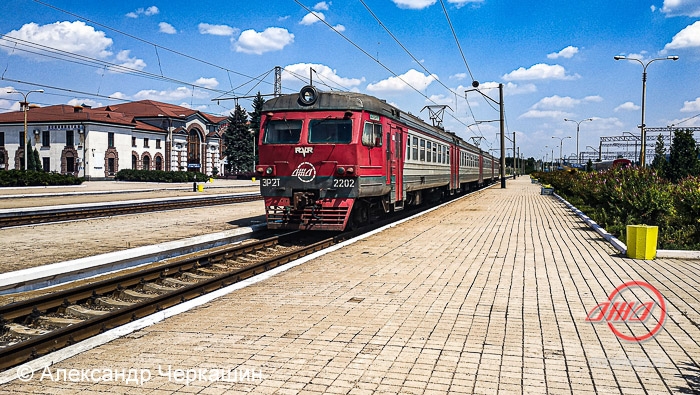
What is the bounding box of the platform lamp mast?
[7,89,44,171]
[466,82,505,188]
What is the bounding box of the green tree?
[249,92,265,168]
[222,104,253,174]
[26,140,37,171]
[667,128,700,183]
[33,148,41,171]
[651,133,667,178]
[586,159,593,172]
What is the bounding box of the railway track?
[0,231,339,372]
[0,193,262,228]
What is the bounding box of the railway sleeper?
[36,316,82,329]
[6,323,49,338]
[180,272,212,281]
[143,283,179,294]
[120,289,158,302]
[65,305,110,319]
[196,267,224,275]
[95,297,133,308]
[162,278,190,287]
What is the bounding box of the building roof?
[0,100,226,129]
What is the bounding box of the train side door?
[386,125,403,203]
[479,154,484,185]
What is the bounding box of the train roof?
[264,87,496,161]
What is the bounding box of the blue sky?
[1,0,700,161]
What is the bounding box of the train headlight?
[347,167,355,174]
[256,166,264,173]
[265,166,274,175]
[336,167,345,175]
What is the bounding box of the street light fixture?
[622,131,641,164]
[564,118,593,165]
[614,55,679,166]
[551,136,571,169]
[7,89,44,171]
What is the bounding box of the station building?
[0,100,227,179]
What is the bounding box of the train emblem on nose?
[292,162,316,183]
[294,147,313,157]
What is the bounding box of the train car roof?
[263,88,496,161]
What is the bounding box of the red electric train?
[256,85,500,231]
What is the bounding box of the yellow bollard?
[252,177,256,182]
[626,225,658,259]
[209,178,214,183]
[197,184,204,192]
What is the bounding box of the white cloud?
[133,86,208,101]
[194,77,219,89]
[108,50,147,73]
[0,21,113,59]
[502,63,579,81]
[159,22,176,34]
[532,95,603,109]
[198,23,238,36]
[450,73,468,80]
[448,0,484,8]
[477,81,537,96]
[664,21,700,50]
[366,69,438,93]
[392,0,436,9]
[614,101,640,112]
[234,27,294,55]
[519,110,574,119]
[313,2,330,11]
[283,63,364,89]
[110,92,128,100]
[661,0,700,16]
[67,98,103,108]
[125,6,159,18]
[333,24,346,32]
[680,97,700,112]
[547,46,579,59]
[300,12,325,25]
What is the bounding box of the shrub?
[0,170,84,187]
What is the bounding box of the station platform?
[4,177,699,394]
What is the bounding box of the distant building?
[0,100,226,179]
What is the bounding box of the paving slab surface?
[3,177,699,394]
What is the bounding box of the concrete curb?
[552,192,700,260]
[0,224,266,295]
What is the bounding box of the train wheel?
[350,201,370,229]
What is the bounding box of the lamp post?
[614,55,679,166]
[564,118,592,165]
[551,136,571,169]
[7,89,44,171]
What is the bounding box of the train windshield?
[263,120,302,144]
[308,119,352,144]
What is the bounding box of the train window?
[426,141,432,162]
[406,136,410,160]
[432,144,437,163]
[362,122,383,147]
[309,119,352,144]
[419,139,425,161]
[437,145,442,164]
[263,120,302,144]
[412,137,418,160]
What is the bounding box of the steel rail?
[0,193,262,228]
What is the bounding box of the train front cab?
[257,104,403,231]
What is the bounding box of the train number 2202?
[333,178,355,188]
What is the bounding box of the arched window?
[142,156,150,170]
[155,156,162,171]
[132,154,138,169]
[187,129,201,171]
